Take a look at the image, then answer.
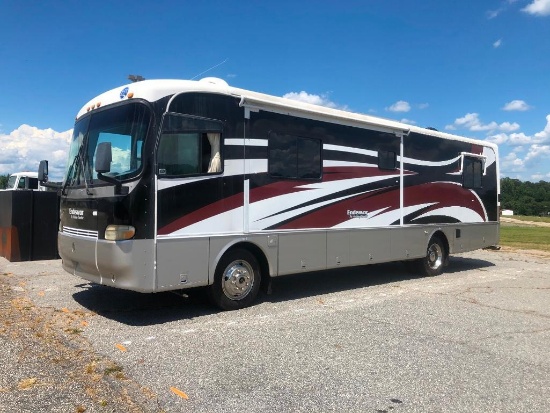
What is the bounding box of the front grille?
[63,226,99,239]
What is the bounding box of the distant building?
[501,209,514,216]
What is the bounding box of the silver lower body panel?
[58,232,155,292]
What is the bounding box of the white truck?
[1,172,43,191]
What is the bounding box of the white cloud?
[486,133,509,145]
[417,103,429,110]
[493,39,503,48]
[501,151,525,173]
[0,125,71,180]
[508,132,532,145]
[499,122,521,132]
[400,118,417,125]
[282,91,347,110]
[502,99,531,111]
[522,0,550,16]
[487,9,502,19]
[530,172,550,181]
[533,114,550,143]
[386,100,411,113]
[445,113,519,133]
[525,144,550,164]
[483,114,550,150]
[487,0,520,18]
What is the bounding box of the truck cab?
[2,172,42,191]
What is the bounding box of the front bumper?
[58,231,156,292]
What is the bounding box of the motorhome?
[39,77,499,310]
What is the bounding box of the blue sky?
[1,0,549,181]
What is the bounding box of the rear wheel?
[209,249,261,311]
[415,235,446,277]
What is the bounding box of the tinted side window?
[28,178,39,189]
[268,132,321,179]
[297,138,322,179]
[157,113,223,177]
[378,151,397,170]
[158,133,202,175]
[463,157,483,188]
[269,133,297,178]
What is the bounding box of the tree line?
[0,174,9,189]
[500,177,550,216]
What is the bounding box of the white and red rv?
[39,77,499,310]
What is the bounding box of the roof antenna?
[191,59,228,80]
[128,74,145,82]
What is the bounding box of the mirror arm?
[96,173,127,195]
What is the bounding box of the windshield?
[7,175,17,189]
[64,102,151,187]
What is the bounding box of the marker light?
[127,92,134,98]
[96,102,101,108]
[105,225,135,241]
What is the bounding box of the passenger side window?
[268,132,322,179]
[463,156,483,189]
[157,113,222,177]
[28,178,39,189]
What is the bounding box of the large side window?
[157,113,222,177]
[268,132,322,179]
[463,156,483,189]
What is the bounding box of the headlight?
[105,225,135,241]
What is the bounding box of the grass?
[503,215,550,223]
[499,225,550,251]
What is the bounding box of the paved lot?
[1,248,549,412]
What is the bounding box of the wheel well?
[224,242,271,293]
[432,230,449,257]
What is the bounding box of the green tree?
[0,174,9,189]
[500,177,550,216]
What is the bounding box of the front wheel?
[415,236,447,277]
[209,249,261,311]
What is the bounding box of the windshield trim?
[64,99,154,189]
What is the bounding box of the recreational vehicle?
[39,77,499,310]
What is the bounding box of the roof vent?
[199,77,229,87]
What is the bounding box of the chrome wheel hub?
[222,260,254,300]
[427,243,443,270]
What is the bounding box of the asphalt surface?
[1,248,549,412]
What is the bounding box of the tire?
[415,235,446,277]
[209,248,261,311]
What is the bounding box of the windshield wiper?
[61,149,92,196]
[61,153,79,196]
[77,152,92,195]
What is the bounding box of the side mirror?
[95,142,112,173]
[38,160,49,182]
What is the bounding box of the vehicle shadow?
[265,255,495,304]
[72,284,215,326]
[72,255,495,326]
